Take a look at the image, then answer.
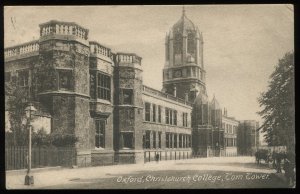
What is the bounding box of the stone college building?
[5,9,259,167]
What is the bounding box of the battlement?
[4,40,39,60]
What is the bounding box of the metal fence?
[5,146,76,170]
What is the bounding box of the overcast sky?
[4,5,294,124]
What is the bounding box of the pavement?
[5,156,281,189]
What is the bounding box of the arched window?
[174,33,182,54]
[187,33,195,55]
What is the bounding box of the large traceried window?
[95,120,105,148]
[174,33,182,54]
[187,33,196,55]
[97,73,111,101]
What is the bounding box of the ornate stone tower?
[163,8,205,102]
[113,53,144,164]
[37,20,91,165]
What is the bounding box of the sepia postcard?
[4,5,295,189]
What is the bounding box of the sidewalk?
[6,157,277,189]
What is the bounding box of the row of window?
[143,131,191,149]
[90,71,111,101]
[222,122,237,134]
[144,102,189,127]
[166,132,191,149]
[225,138,236,147]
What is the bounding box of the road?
[35,157,288,189]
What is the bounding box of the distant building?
[237,120,260,155]
[222,108,239,156]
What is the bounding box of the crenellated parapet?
[89,41,113,64]
[4,40,39,61]
[39,20,89,46]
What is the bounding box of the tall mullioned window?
[153,131,156,149]
[145,131,150,149]
[166,133,170,148]
[158,132,162,149]
[97,73,111,101]
[158,106,162,123]
[174,111,177,125]
[95,120,105,148]
[18,69,29,87]
[187,33,196,55]
[145,102,151,121]
[152,104,156,122]
[165,108,169,124]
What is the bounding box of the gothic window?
[152,104,156,122]
[5,72,11,82]
[122,89,133,105]
[145,131,151,149]
[122,132,134,149]
[145,102,151,121]
[174,33,182,54]
[95,120,105,148]
[97,73,111,101]
[153,131,156,149]
[18,70,29,87]
[90,71,96,99]
[58,70,72,91]
[187,33,196,55]
[182,112,188,127]
[158,106,162,123]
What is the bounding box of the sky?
[4,5,294,126]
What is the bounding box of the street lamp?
[24,103,37,185]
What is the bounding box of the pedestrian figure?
[283,158,292,186]
[272,151,276,169]
[155,153,159,163]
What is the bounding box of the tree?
[5,80,30,146]
[258,52,294,153]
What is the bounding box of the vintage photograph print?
[4,5,295,189]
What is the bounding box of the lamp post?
[24,103,37,185]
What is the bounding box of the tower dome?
[172,7,197,35]
[210,95,221,110]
